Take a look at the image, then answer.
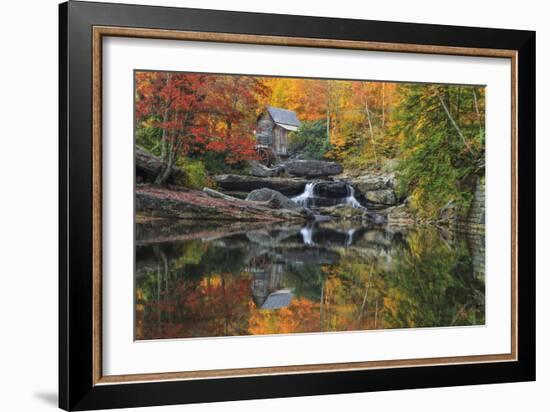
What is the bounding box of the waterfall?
[300,227,315,246]
[292,182,317,208]
[345,186,366,209]
[345,229,356,246]
[292,181,367,210]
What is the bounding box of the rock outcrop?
[215,174,309,196]
[249,161,285,177]
[136,185,311,222]
[364,189,397,206]
[351,172,395,193]
[284,160,343,178]
[246,188,307,212]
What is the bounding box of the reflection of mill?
[248,254,293,310]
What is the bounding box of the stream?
[135,219,485,340]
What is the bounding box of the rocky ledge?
[215,174,309,197]
[136,185,313,223]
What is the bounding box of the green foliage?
[289,120,331,160]
[382,228,485,328]
[391,84,485,218]
[192,151,249,176]
[176,158,210,189]
[136,123,163,156]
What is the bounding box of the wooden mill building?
[256,106,301,157]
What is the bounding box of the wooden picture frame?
[59,1,535,410]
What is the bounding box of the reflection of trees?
[381,228,485,328]
[290,227,484,333]
[136,241,253,339]
[136,225,484,340]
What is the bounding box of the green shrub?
[177,158,210,189]
[289,120,331,160]
[136,124,163,156]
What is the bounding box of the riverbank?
[136,184,313,223]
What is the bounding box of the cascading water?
[345,228,356,246]
[292,182,318,208]
[300,227,315,246]
[344,185,366,209]
[292,181,367,210]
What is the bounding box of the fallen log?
[135,146,185,184]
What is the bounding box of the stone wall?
[455,176,485,280]
[456,176,485,235]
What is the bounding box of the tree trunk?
[472,88,483,141]
[365,96,378,163]
[136,146,185,184]
[381,83,385,128]
[326,108,331,146]
[155,143,176,184]
[436,89,475,156]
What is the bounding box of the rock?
[318,204,370,221]
[246,188,303,210]
[215,174,308,196]
[249,160,284,177]
[314,181,350,198]
[364,189,397,205]
[351,172,395,192]
[202,187,240,201]
[136,185,311,222]
[284,160,343,178]
[384,204,416,228]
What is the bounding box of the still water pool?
[135,220,485,340]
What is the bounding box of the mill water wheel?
[256,145,275,167]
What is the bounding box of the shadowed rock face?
[215,174,309,196]
[314,181,349,198]
[284,160,343,178]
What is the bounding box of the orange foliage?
[248,298,320,335]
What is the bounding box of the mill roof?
[267,106,301,127]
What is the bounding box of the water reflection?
[135,221,485,340]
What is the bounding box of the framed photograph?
[59,1,535,410]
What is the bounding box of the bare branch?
[435,89,475,156]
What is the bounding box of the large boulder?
[246,188,303,210]
[215,175,308,196]
[351,172,395,193]
[364,189,397,205]
[284,160,343,178]
[249,161,284,178]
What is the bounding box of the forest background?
[136,72,485,218]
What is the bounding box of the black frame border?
[59,1,535,410]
